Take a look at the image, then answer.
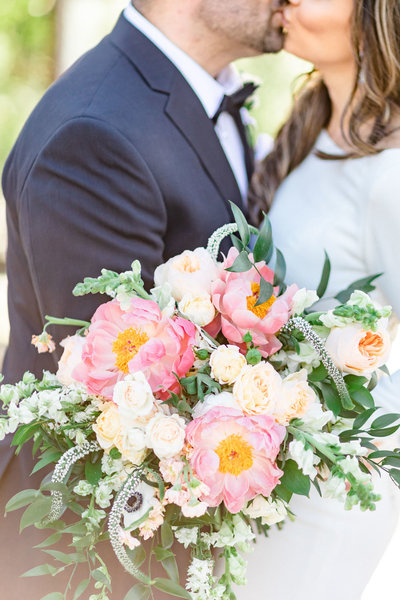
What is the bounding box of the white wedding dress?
[235,131,400,600]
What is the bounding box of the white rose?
[274,369,317,426]
[288,439,319,480]
[146,413,186,459]
[233,362,282,416]
[210,345,247,385]
[192,391,240,419]
[291,288,319,315]
[154,248,220,302]
[114,427,147,464]
[325,324,391,375]
[322,475,347,501]
[178,292,215,327]
[56,335,86,386]
[113,373,155,425]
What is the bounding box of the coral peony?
[73,297,196,399]
[211,247,298,357]
[186,406,285,513]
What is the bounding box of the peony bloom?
[211,247,298,357]
[73,297,196,399]
[325,324,391,375]
[186,406,285,513]
[154,248,220,302]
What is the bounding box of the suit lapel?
[108,14,245,212]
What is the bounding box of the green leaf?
[43,550,86,564]
[32,450,63,474]
[353,407,377,430]
[153,578,191,599]
[319,382,341,417]
[334,273,382,304]
[161,521,174,550]
[73,579,90,600]
[5,488,41,512]
[368,425,400,437]
[389,469,400,486]
[382,456,400,468]
[124,583,151,600]
[40,594,64,600]
[280,460,310,497]
[316,251,331,299]
[274,483,293,503]
[344,375,368,390]
[225,251,253,273]
[127,545,146,569]
[92,567,111,585]
[246,348,262,365]
[230,234,245,253]
[20,497,52,532]
[253,215,273,263]
[351,387,375,409]
[308,364,328,383]
[273,248,286,287]
[34,532,62,549]
[254,277,274,307]
[85,458,102,486]
[11,423,40,447]
[230,202,250,247]
[368,450,396,459]
[109,448,122,460]
[371,413,400,429]
[162,555,180,582]
[21,564,58,577]
[154,546,174,562]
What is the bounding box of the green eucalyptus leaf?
[225,251,253,273]
[273,248,286,287]
[389,469,400,486]
[351,387,375,409]
[154,546,174,562]
[319,382,341,417]
[34,532,62,549]
[308,364,328,383]
[352,407,377,430]
[254,278,274,307]
[344,375,369,390]
[32,451,63,474]
[274,483,293,503]
[124,583,151,600]
[230,234,245,253]
[335,273,383,304]
[280,460,310,497]
[127,545,146,569]
[382,456,400,468]
[85,458,102,486]
[371,413,400,430]
[73,579,90,600]
[40,593,64,600]
[161,521,174,549]
[368,425,400,437]
[161,555,180,582]
[246,348,262,365]
[5,488,41,513]
[253,215,273,263]
[316,251,331,299]
[230,202,250,247]
[21,564,58,577]
[20,497,52,532]
[153,578,191,599]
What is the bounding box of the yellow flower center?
[172,254,200,273]
[112,327,149,374]
[246,282,276,319]
[215,433,254,476]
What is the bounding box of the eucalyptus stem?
[44,315,91,330]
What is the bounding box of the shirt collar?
[123,3,242,118]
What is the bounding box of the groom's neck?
[131,0,249,77]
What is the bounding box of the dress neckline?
[316,129,400,157]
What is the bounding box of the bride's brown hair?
[249,0,400,224]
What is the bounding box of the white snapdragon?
[186,557,214,599]
[340,456,371,484]
[291,288,319,315]
[95,480,114,509]
[0,419,7,441]
[73,480,94,496]
[322,475,347,501]
[0,384,20,406]
[285,342,321,374]
[101,453,124,477]
[244,496,287,526]
[299,402,334,432]
[340,440,368,456]
[288,440,320,480]
[208,515,255,548]
[228,552,247,586]
[172,526,199,548]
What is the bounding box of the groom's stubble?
[196,0,286,55]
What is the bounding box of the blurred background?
[0,1,399,597]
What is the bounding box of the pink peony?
[211,247,298,357]
[73,297,196,400]
[186,406,285,513]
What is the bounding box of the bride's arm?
[364,157,400,412]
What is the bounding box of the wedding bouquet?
[2,205,400,600]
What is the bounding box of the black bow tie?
[212,82,258,124]
[212,82,258,181]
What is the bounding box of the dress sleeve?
[364,157,400,412]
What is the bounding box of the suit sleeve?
[18,116,167,333]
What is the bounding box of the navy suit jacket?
[2,14,248,385]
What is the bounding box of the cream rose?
[114,427,147,464]
[233,362,282,416]
[56,334,86,386]
[274,369,317,426]
[113,372,155,424]
[192,391,240,419]
[244,496,287,526]
[210,345,247,385]
[325,324,391,375]
[178,292,215,327]
[154,248,220,302]
[146,413,186,459]
[93,403,121,451]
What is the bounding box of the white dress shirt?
[123,3,248,197]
